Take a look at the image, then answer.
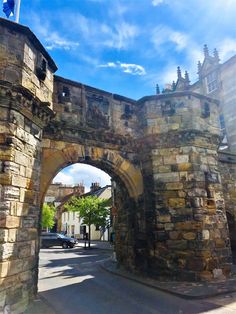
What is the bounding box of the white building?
[60,184,112,241]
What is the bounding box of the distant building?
[58,183,112,241]
[160,45,236,152]
[44,183,85,231]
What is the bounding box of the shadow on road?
[36,244,236,314]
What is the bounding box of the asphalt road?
[38,242,236,314]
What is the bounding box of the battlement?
[137,91,220,138]
[0,18,57,107]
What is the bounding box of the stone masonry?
[0,18,236,313]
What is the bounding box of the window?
[201,102,210,118]
[62,86,70,98]
[219,114,225,130]
[206,72,218,93]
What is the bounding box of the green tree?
[41,203,56,231]
[64,196,110,248]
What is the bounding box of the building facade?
[1,19,236,313]
[60,184,112,241]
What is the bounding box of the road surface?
[38,242,236,314]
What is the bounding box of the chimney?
[90,182,101,192]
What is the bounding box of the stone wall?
[219,152,236,252]
[0,82,53,313]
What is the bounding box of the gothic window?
[36,55,47,81]
[125,104,131,115]
[219,114,225,130]
[161,100,175,116]
[206,71,218,93]
[62,86,70,98]
[201,102,210,118]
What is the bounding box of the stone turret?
[137,91,231,281]
[0,18,57,107]
[0,18,56,313]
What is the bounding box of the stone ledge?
[101,259,236,299]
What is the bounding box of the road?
[38,242,236,314]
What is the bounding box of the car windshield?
[57,234,67,239]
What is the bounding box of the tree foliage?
[41,203,56,230]
[64,196,111,247]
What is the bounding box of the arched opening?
[39,140,145,270]
[43,163,112,241]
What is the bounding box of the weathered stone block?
[166,182,183,190]
[177,163,192,171]
[0,261,8,278]
[154,172,179,183]
[175,221,202,230]
[169,198,185,208]
[169,231,181,240]
[167,240,187,250]
[156,215,171,223]
[176,155,189,163]
[183,232,196,240]
[163,155,176,165]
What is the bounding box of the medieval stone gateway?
[0,18,236,313]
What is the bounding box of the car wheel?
[62,242,68,249]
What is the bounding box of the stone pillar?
[0,82,53,313]
[138,92,232,281]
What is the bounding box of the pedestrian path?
[102,259,236,299]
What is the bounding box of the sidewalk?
[76,239,114,251]
[102,259,236,299]
[24,296,55,314]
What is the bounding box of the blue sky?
[2,0,236,190]
[2,0,236,99]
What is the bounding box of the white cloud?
[58,12,139,50]
[45,32,80,50]
[27,13,80,51]
[218,38,236,61]
[152,0,165,6]
[152,25,189,52]
[53,164,111,192]
[99,61,146,75]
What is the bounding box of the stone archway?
[40,138,145,271]
[40,139,143,202]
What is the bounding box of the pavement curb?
[101,259,236,300]
[24,294,56,314]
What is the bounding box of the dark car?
[40,232,76,249]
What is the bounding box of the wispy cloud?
[45,33,79,51]
[152,25,188,52]
[151,0,165,6]
[58,12,139,50]
[218,38,236,61]
[99,61,146,75]
[27,13,80,51]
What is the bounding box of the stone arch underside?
[40,140,143,203]
[40,139,146,272]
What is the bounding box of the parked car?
[40,232,76,249]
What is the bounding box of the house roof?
[57,185,112,210]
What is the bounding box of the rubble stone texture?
[0,19,236,313]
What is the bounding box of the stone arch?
[40,139,143,203]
